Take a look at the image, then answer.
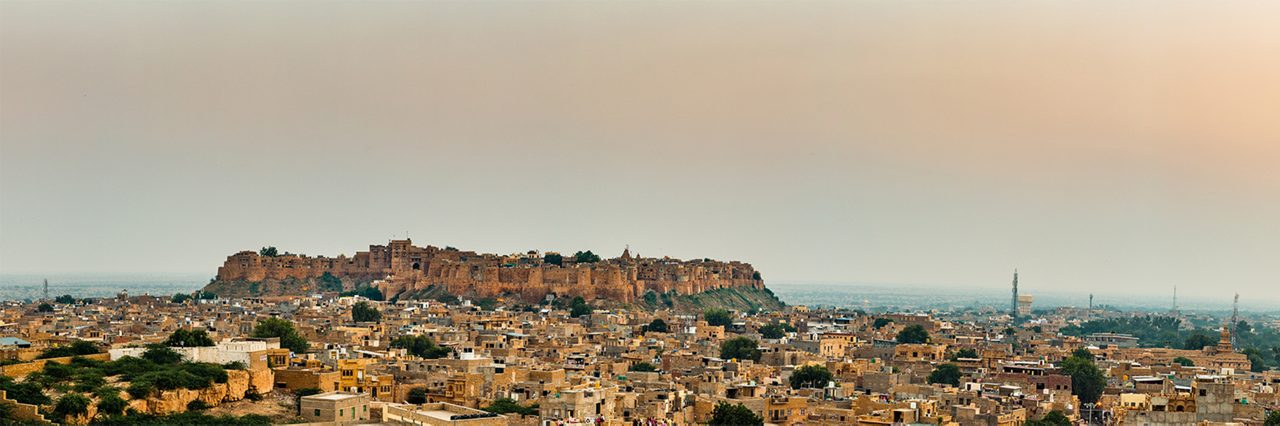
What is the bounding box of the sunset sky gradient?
[2,1,1278,303]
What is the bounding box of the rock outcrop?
[125,369,261,415]
[204,239,767,303]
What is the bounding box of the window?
[340,409,344,417]
[314,409,320,417]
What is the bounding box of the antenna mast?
[43,278,49,301]
[1231,293,1239,348]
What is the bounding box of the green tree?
[1172,356,1194,367]
[165,329,215,347]
[789,364,833,389]
[720,337,761,362]
[252,318,309,353]
[872,318,893,329]
[351,301,382,322]
[52,393,91,422]
[1243,347,1267,372]
[1025,410,1072,426]
[171,293,192,304]
[317,272,344,292]
[37,303,54,313]
[1061,351,1107,404]
[573,250,601,263]
[951,348,979,360]
[927,363,962,386]
[1264,410,1280,426]
[390,335,451,359]
[483,397,538,416]
[896,325,930,344]
[142,344,183,365]
[0,376,50,405]
[569,297,591,318]
[1184,333,1215,350]
[55,295,76,304]
[543,253,563,266]
[406,387,428,404]
[339,286,384,301]
[643,319,669,333]
[709,401,763,426]
[37,340,101,359]
[759,323,787,339]
[259,246,279,257]
[97,393,128,417]
[629,362,658,372]
[704,308,732,327]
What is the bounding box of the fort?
[205,239,765,303]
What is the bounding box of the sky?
[2,1,1278,305]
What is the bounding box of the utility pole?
[43,278,49,301]
[1231,293,1239,348]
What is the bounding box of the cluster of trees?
[573,250,601,263]
[950,348,979,361]
[259,246,279,257]
[351,301,382,322]
[92,412,272,425]
[543,253,563,266]
[390,335,452,359]
[251,318,309,353]
[1064,316,1280,372]
[720,337,761,362]
[54,294,77,304]
[12,340,239,423]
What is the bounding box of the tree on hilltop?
[259,246,279,257]
[573,251,601,263]
[543,253,563,266]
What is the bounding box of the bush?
[573,251,601,263]
[873,318,893,329]
[97,394,128,416]
[339,286,384,301]
[187,400,209,411]
[950,348,979,360]
[127,381,156,399]
[37,303,54,313]
[171,293,192,304]
[0,376,50,405]
[52,393,91,421]
[1173,356,1194,367]
[55,295,76,304]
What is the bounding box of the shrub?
[52,393,91,421]
[98,394,128,416]
[165,329,215,347]
[37,340,101,359]
[390,335,451,359]
[629,362,658,372]
[142,344,183,365]
[406,387,428,404]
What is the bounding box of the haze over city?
[3,1,1279,305]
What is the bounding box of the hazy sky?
[2,1,1278,304]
